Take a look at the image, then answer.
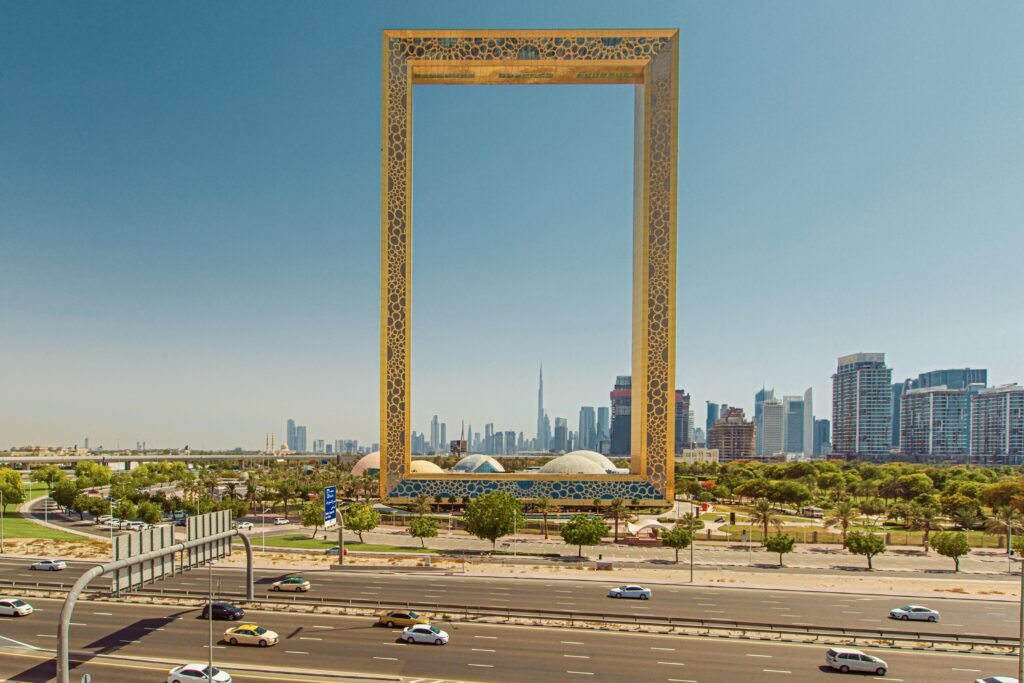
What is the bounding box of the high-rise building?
[440,423,447,452]
[578,406,597,451]
[429,415,439,452]
[542,415,551,451]
[553,417,569,452]
[484,423,495,454]
[705,402,719,449]
[813,419,831,457]
[708,408,756,461]
[970,384,1024,465]
[832,353,893,458]
[781,391,812,454]
[536,365,546,451]
[610,376,632,455]
[504,430,517,455]
[891,382,905,448]
[693,427,706,446]
[803,387,814,455]
[900,386,970,459]
[597,407,610,441]
[761,398,784,455]
[286,419,297,451]
[892,368,988,450]
[674,390,691,453]
[754,388,774,455]
[295,425,307,453]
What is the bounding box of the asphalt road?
[0,556,1012,640]
[0,597,1013,683]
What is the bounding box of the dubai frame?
[380,30,679,505]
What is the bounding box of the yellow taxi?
[223,623,279,647]
[377,609,430,628]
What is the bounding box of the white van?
[825,647,887,675]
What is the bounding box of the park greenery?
[409,516,439,547]
[464,491,526,551]
[659,523,692,563]
[560,514,610,557]
[844,530,887,569]
[763,533,796,566]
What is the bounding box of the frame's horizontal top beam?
[411,62,645,86]
[385,29,678,39]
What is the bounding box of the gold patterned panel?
[380,30,678,503]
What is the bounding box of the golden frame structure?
[380,29,678,504]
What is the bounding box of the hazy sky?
[2,1,1022,449]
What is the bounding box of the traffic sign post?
[324,486,337,529]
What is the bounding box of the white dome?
[351,451,380,476]
[539,454,608,475]
[409,459,444,473]
[565,450,617,472]
[452,454,505,474]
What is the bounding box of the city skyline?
[3,2,1023,448]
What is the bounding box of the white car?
[235,522,254,531]
[889,604,939,622]
[30,559,67,571]
[125,521,151,531]
[976,678,1019,683]
[273,518,289,525]
[0,598,33,617]
[270,577,311,592]
[167,663,233,683]
[97,515,114,524]
[223,623,278,647]
[401,624,449,645]
[608,585,651,600]
[825,647,888,675]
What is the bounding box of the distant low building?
[676,448,719,465]
[708,408,756,461]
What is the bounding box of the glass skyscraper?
[831,353,893,458]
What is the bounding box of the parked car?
[30,560,67,571]
[167,663,233,683]
[0,598,33,617]
[97,515,114,525]
[223,623,278,647]
[888,605,939,622]
[270,577,311,592]
[125,521,151,531]
[608,585,651,600]
[401,624,448,645]
[234,522,254,531]
[273,518,289,526]
[378,610,429,628]
[174,518,188,527]
[200,602,245,621]
[324,546,348,555]
[825,647,887,675]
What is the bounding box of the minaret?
[536,364,545,450]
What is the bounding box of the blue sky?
[2,1,1022,449]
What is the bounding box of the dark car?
[200,602,244,621]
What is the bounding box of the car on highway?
[97,514,114,525]
[200,602,245,621]
[888,605,939,622]
[401,624,448,645]
[273,517,289,525]
[271,577,311,592]
[29,559,67,571]
[224,623,278,647]
[608,585,651,600]
[975,678,1019,683]
[167,663,233,683]
[234,521,254,531]
[825,647,888,675]
[378,610,429,628]
[0,598,33,617]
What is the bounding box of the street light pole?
[1018,550,1023,683]
[1,489,5,553]
[689,502,695,583]
[208,559,217,679]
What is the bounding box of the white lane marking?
[557,602,576,605]
[564,654,589,659]
[286,650,309,655]
[468,664,494,668]
[362,592,378,595]
[562,641,585,645]
[299,637,322,641]
[658,662,686,666]
[35,634,56,638]
[93,612,113,615]
[763,670,791,674]
[373,656,397,661]
[201,645,227,649]
[703,610,725,613]
[69,622,87,626]
[667,680,697,683]
[566,672,593,676]
[472,648,496,652]
[842,611,862,614]
[119,639,141,644]
[491,598,510,602]
[179,581,197,585]
[0,634,41,650]
[951,669,981,673]
[651,647,675,651]
[312,625,333,629]
[696,603,716,606]
[474,635,498,639]
[746,654,771,658]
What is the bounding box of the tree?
[749,498,782,540]
[560,514,609,557]
[74,461,111,488]
[343,502,380,542]
[70,493,93,521]
[984,505,1022,554]
[137,501,164,525]
[660,524,692,564]
[409,516,439,548]
[301,500,324,537]
[896,473,934,500]
[929,531,971,572]
[679,511,705,532]
[607,498,630,542]
[50,479,80,512]
[464,492,525,551]
[769,481,811,511]
[907,504,939,550]
[857,497,886,526]
[534,496,556,540]
[826,500,858,544]
[114,500,137,521]
[764,533,796,567]
[0,468,26,512]
[30,465,67,491]
[411,495,432,517]
[844,531,886,570]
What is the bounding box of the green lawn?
[259,533,431,553]
[0,511,82,541]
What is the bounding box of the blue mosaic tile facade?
[387,477,663,501]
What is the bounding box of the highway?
[0,597,1012,682]
[0,556,1013,639]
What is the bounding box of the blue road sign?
[324,485,337,528]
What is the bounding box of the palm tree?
[984,505,1022,555]
[412,495,432,517]
[535,496,555,540]
[607,498,629,542]
[908,504,939,551]
[749,498,782,541]
[826,500,858,544]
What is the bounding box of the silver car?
[0,598,33,617]
[401,624,449,645]
[825,647,887,675]
[608,585,651,600]
[889,605,939,622]
[30,559,67,571]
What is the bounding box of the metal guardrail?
[4,577,1015,651]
